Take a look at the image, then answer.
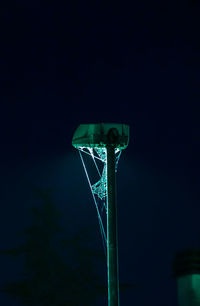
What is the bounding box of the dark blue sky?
[0,1,200,305]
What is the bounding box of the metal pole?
[106,145,120,306]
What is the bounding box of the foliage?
[0,188,105,306]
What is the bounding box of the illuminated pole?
[72,123,129,306]
[106,129,120,306]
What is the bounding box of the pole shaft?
[106,146,119,306]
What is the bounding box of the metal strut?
[106,145,120,306]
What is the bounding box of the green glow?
[178,274,200,305]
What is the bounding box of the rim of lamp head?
[72,123,129,150]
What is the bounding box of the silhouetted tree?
[0,188,105,306]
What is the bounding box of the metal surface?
[72,123,129,149]
[106,145,120,306]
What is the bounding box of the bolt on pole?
[106,145,120,306]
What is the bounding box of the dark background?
[0,1,200,305]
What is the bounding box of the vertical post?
[106,145,120,306]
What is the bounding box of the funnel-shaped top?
[72,123,129,149]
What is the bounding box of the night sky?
[0,1,200,305]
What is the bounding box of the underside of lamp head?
[72,123,129,149]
